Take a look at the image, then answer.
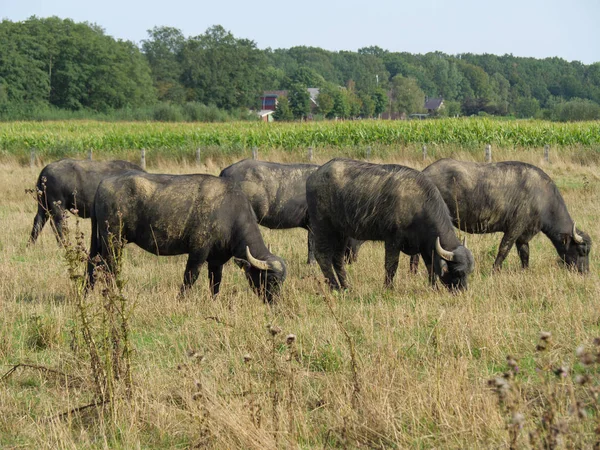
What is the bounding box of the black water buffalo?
[220,159,362,264]
[410,158,591,273]
[306,158,474,291]
[87,172,287,303]
[29,158,143,244]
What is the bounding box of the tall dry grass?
[0,148,599,448]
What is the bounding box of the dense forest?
[1,17,599,121]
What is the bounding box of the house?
[424,97,444,114]
[256,110,275,122]
[259,88,320,113]
[260,90,288,111]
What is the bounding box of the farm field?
[1,144,600,448]
[1,118,600,163]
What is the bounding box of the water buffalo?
[410,158,591,272]
[306,158,474,291]
[220,159,362,264]
[29,158,143,244]
[87,172,287,303]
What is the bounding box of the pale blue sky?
[2,0,599,64]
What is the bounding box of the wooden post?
[30,149,36,168]
[308,147,313,162]
[544,144,550,163]
[140,148,146,170]
[422,144,427,160]
[196,148,201,166]
[484,144,492,163]
[88,149,93,160]
[366,146,371,161]
[252,147,258,160]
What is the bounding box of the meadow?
[1,120,600,448]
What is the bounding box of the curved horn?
[573,222,584,244]
[436,237,455,262]
[462,236,467,248]
[246,246,270,271]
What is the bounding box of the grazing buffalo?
[306,158,474,291]
[87,172,287,303]
[410,158,591,272]
[29,159,143,244]
[220,159,362,264]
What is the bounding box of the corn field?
[1,118,599,161]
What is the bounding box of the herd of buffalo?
[29,156,592,302]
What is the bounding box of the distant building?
[256,110,275,122]
[260,90,288,111]
[424,97,444,114]
[259,88,320,113]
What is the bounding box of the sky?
[2,0,599,64]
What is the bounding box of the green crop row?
[1,118,599,160]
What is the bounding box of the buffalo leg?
[409,254,420,274]
[332,239,349,289]
[180,252,208,296]
[420,251,436,287]
[49,208,65,245]
[493,231,521,270]
[208,263,223,297]
[384,241,401,287]
[86,215,100,292]
[516,237,531,269]
[307,229,316,264]
[28,207,49,245]
[313,232,342,290]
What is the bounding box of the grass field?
[1,148,599,448]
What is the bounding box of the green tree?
[316,90,334,117]
[180,25,266,109]
[371,88,388,116]
[514,97,540,118]
[289,66,325,88]
[273,95,293,121]
[359,92,375,117]
[390,75,425,114]
[142,26,186,103]
[288,83,311,119]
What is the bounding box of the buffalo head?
[559,223,591,273]
[235,246,287,303]
[435,237,474,291]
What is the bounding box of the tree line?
[1,17,599,121]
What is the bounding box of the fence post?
[366,146,371,161]
[484,144,492,163]
[196,148,202,166]
[88,149,93,160]
[308,147,313,162]
[422,144,427,161]
[544,144,550,163]
[252,147,258,160]
[140,148,146,170]
[30,149,36,168]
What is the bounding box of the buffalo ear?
[233,258,250,271]
[440,259,449,275]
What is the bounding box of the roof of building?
[257,110,275,117]
[424,97,444,110]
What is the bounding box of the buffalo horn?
[436,237,455,262]
[573,223,584,244]
[246,246,271,271]
[462,236,467,248]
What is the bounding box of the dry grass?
[1,147,599,448]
